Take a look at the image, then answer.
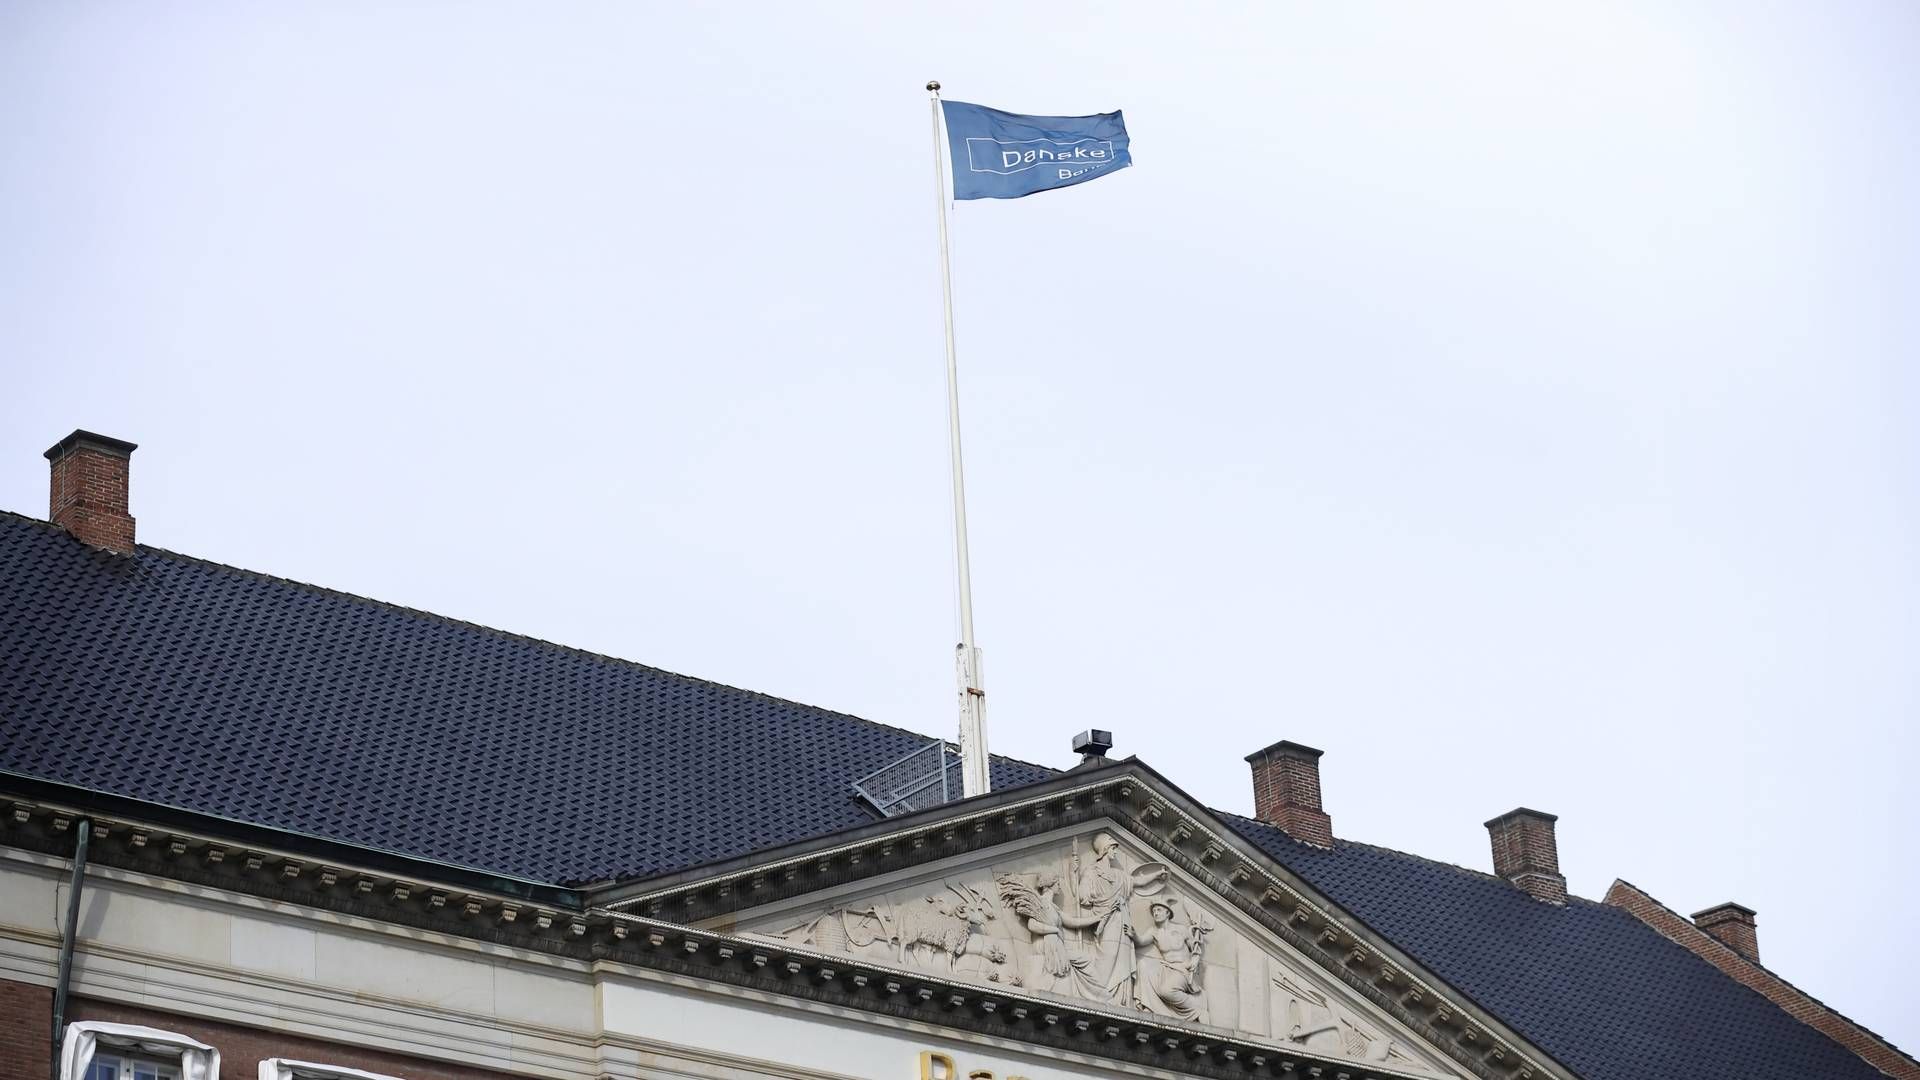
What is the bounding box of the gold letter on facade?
[920,1052,956,1080]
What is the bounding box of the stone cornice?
[0,770,575,907]
[599,911,1436,1080]
[0,765,1574,1080]
[0,791,594,952]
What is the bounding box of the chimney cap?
[1245,739,1323,764]
[45,429,138,461]
[1484,806,1559,829]
[1692,901,1757,920]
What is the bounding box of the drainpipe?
[50,818,90,1080]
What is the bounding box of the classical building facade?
[1,430,1912,1080]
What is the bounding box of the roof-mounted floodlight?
[1073,730,1114,760]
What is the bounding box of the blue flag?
[941,100,1131,200]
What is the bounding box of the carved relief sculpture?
[1275,970,1424,1069]
[781,884,1008,977]
[995,871,1103,997]
[1070,832,1137,1003]
[749,830,1451,1074]
[1130,895,1211,1023]
[773,833,1212,1023]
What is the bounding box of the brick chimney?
[1485,807,1566,904]
[45,430,138,555]
[1693,902,1759,961]
[1245,740,1333,848]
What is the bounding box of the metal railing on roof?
[851,739,960,818]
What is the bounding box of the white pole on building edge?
[928,80,991,798]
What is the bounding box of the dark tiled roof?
[0,511,1899,1080]
[1227,815,1891,1080]
[0,513,1050,884]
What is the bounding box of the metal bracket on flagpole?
[930,80,992,799]
[956,642,987,793]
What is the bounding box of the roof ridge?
[1606,878,1920,1075]
[0,508,1057,775]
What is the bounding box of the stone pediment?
[726,824,1465,1077]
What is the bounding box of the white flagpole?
[928,80,991,798]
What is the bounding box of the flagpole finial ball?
[926,80,941,93]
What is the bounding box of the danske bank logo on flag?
[940,100,1131,200]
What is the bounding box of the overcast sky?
[4,1,1915,1051]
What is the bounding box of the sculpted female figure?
[1129,897,1211,1024]
[1073,833,1136,1003]
[996,871,1106,998]
[997,833,1135,1003]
